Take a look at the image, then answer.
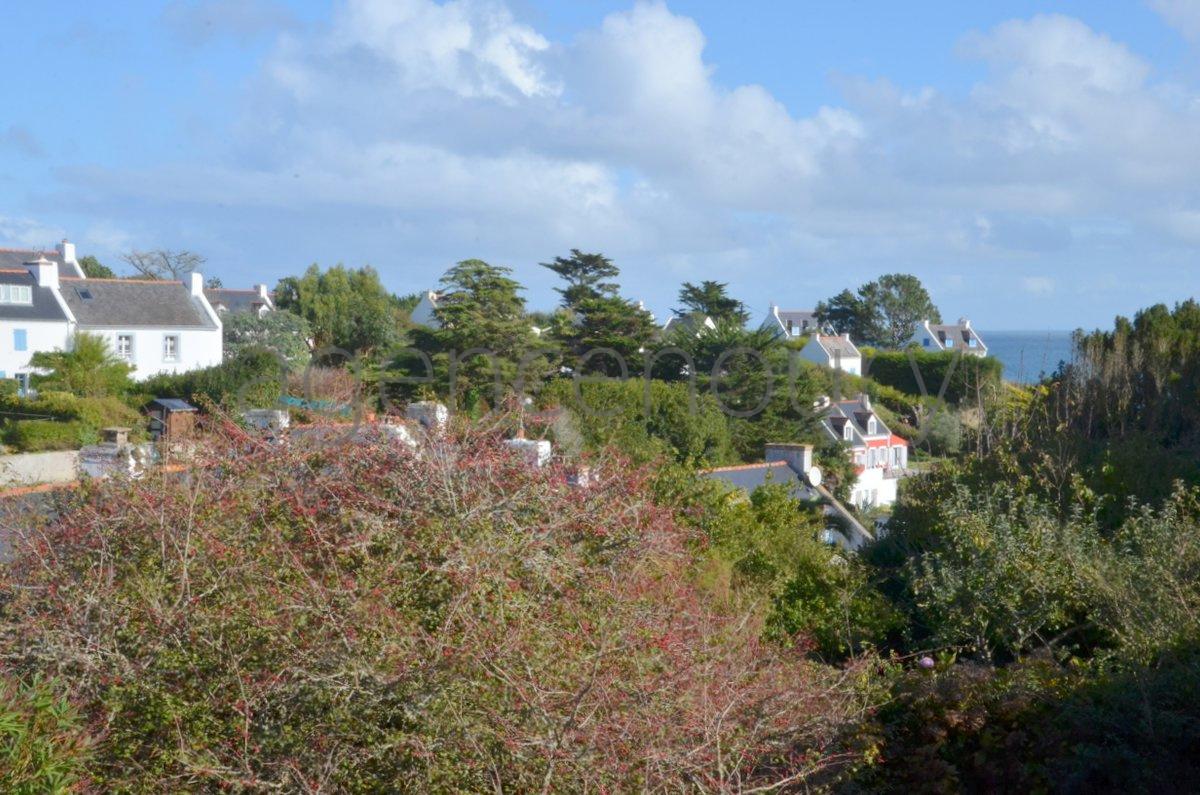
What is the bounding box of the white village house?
[819,393,909,510]
[0,242,224,388]
[912,318,988,356]
[799,333,862,375]
[765,305,818,338]
[205,284,274,317]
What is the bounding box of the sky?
[3,1,1200,329]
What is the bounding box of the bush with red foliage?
[0,417,868,791]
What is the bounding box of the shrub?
[3,420,87,452]
[0,421,869,791]
[142,348,284,409]
[862,349,1002,404]
[0,676,90,793]
[29,332,134,398]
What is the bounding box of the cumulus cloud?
[53,1,1200,322]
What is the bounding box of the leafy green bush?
[142,348,285,410]
[861,349,1002,403]
[0,676,90,793]
[4,420,88,452]
[541,377,734,465]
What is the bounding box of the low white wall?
[0,450,80,487]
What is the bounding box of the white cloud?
[49,2,1200,324]
[1150,0,1200,41]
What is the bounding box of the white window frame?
[868,417,877,435]
[163,334,180,362]
[116,333,134,361]
[15,372,29,397]
[0,284,32,304]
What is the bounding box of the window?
[968,337,978,347]
[843,423,853,441]
[15,373,28,397]
[116,334,133,360]
[12,329,26,352]
[922,337,930,347]
[0,284,32,304]
[786,320,793,334]
[163,334,179,362]
[867,417,877,434]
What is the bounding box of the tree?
[676,280,749,326]
[814,289,870,338]
[121,249,205,280]
[273,264,399,357]
[222,310,313,367]
[815,274,940,348]
[862,273,941,349]
[541,249,619,309]
[29,333,133,398]
[205,276,223,289]
[77,255,115,279]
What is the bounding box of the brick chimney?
[25,256,58,288]
[765,443,814,476]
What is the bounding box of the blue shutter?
[13,329,26,352]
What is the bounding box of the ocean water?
[984,330,1076,384]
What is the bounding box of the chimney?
[190,272,204,296]
[255,283,270,300]
[765,443,814,476]
[842,332,851,341]
[959,317,971,328]
[56,239,76,264]
[25,256,58,288]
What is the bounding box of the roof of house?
[663,312,716,335]
[776,309,816,325]
[701,460,872,543]
[0,270,69,322]
[60,278,218,329]
[927,322,980,346]
[701,461,821,501]
[0,249,64,271]
[205,288,269,314]
[815,334,860,358]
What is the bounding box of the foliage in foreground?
[0,421,869,791]
[0,675,89,793]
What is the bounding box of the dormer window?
[868,417,877,435]
[843,423,852,441]
[0,284,32,304]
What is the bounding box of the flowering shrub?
[0,418,868,791]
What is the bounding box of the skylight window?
[75,287,93,301]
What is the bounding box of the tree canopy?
[121,249,205,281]
[816,273,940,348]
[541,249,619,309]
[273,264,399,358]
[222,310,313,368]
[676,280,749,326]
[77,255,115,279]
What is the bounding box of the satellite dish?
[806,465,823,488]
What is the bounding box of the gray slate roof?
[0,249,63,270]
[205,288,269,314]
[776,309,816,326]
[0,270,69,322]
[928,323,977,346]
[701,461,821,501]
[60,279,217,329]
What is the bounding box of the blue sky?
[3,1,1200,329]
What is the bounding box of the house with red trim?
[819,393,909,509]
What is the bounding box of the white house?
[0,252,223,388]
[410,290,441,328]
[662,312,717,337]
[205,284,274,317]
[912,318,988,356]
[799,333,862,375]
[820,393,909,510]
[765,305,818,338]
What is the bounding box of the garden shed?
[146,398,197,441]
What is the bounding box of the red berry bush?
[0,419,866,791]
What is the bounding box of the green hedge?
[141,348,285,410]
[5,420,90,452]
[861,349,1002,403]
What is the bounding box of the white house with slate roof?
[0,243,223,388]
[799,332,862,375]
[819,393,909,510]
[205,285,274,317]
[912,318,988,357]
[765,305,819,338]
